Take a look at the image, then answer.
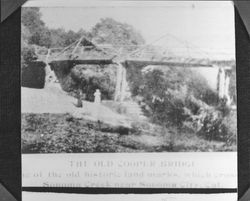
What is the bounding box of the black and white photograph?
[21,1,236,154]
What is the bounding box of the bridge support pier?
[217,67,231,105]
[44,49,59,88]
[114,62,127,102]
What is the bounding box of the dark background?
[0,6,249,201]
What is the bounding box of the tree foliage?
[128,66,236,143]
[131,68,191,128]
[22,8,51,47]
[22,9,145,50]
[70,65,117,101]
[21,8,89,48]
[49,28,89,48]
[90,18,145,53]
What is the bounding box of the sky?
[23,1,235,60]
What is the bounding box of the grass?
[22,113,236,153]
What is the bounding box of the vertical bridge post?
[114,62,127,101]
[217,66,232,105]
[44,48,58,87]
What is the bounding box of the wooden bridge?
[36,36,232,104]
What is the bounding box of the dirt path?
[22,86,131,128]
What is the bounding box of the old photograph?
[21,1,236,154]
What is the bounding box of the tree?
[127,63,221,129]
[70,65,117,101]
[49,28,89,48]
[90,18,145,53]
[22,8,44,32]
[135,69,189,127]
[22,8,51,47]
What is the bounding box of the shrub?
[197,108,236,143]
[21,45,38,70]
[134,69,198,128]
[21,60,46,88]
[70,64,116,101]
[186,69,219,106]
[21,45,47,88]
[197,108,222,141]
[216,98,231,117]
[221,111,237,144]
[127,65,221,130]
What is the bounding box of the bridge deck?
[49,59,114,66]
[124,60,213,68]
[48,59,213,68]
